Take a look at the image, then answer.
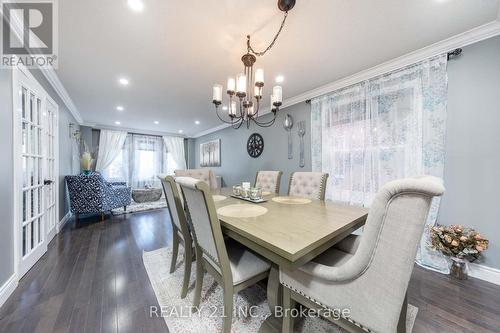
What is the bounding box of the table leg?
[260,264,283,333]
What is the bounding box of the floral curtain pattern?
[311,55,449,273]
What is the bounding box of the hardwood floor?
[0,209,499,333]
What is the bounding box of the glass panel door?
[45,100,58,239]
[15,72,56,277]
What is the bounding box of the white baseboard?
[0,274,18,308]
[469,263,500,285]
[58,212,72,231]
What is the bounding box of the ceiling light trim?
[192,20,500,138]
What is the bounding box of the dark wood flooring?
[0,209,499,333]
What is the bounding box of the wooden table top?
[213,189,368,267]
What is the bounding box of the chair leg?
[193,248,204,310]
[124,205,127,212]
[170,232,179,274]
[397,292,408,333]
[101,212,105,221]
[222,284,233,333]
[181,243,192,299]
[282,286,295,333]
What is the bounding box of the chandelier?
[212,0,296,129]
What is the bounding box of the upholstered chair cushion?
[288,172,329,200]
[255,171,282,193]
[175,169,218,190]
[226,239,271,285]
[280,176,445,333]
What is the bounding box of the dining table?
[212,188,369,332]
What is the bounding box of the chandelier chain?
[247,12,288,57]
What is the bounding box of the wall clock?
[247,133,264,158]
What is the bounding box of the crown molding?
[40,69,83,124]
[83,123,186,138]
[191,20,500,139]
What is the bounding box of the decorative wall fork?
[298,121,305,168]
[283,114,293,159]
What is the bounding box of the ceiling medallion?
[212,0,296,129]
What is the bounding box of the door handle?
[44,179,54,185]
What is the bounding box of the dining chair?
[254,170,283,194]
[159,176,193,299]
[176,176,271,333]
[288,171,329,200]
[175,168,219,190]
[280,176,445,333]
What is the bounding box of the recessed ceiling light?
[127,0,144,12]
[154,121,159,125]
[178,130,183,134]
[118,77,129,86]
[115,121,121,125]
[222,106,228,111]
[116,105,124,111]
[195,120,200,125]
[275,75,284,83]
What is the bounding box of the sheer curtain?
[163,136,186,174]
[95,130,128,172]
[129,134,164,188]
[311,55,449,273]
[101,133,170,188]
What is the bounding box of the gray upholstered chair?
[280,177,445,333]
[254,170,283,194]
[175,169,219,190]
[288,172,329,200]
[159,176,193,299]
[176,177,271,333]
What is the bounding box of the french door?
[13,68,59,277]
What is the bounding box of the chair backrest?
[176,177,231,278]
[288,172,329,200]
[159,176,191,243]
[334,176,445,332]
[175,169,218,190]
[254,171,283,194]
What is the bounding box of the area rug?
[112,199,167,215]
[143,247,418,333]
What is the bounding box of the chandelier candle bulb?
[248,106,255,117]
[213,84,223,103]
[236,74,247,95]
[227,77,236,93]
[229,101,237,116]
[273,86,283,103]
[254,86,262,98]
[255,68,264,85]
[270,95,276,110]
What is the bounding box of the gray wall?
[440,36,500,269]
[0,69,14,286]
[29,70,80,220]
[189,102,312,194]
[189,36,500,269]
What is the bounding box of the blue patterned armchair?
[66,173,132,220]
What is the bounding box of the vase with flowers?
[80,141,96,175]
[429,224,489,280]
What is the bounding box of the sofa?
[66,173,132,220]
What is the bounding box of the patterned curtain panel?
[311,54,449,273]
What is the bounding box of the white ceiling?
[55,0,499,137]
